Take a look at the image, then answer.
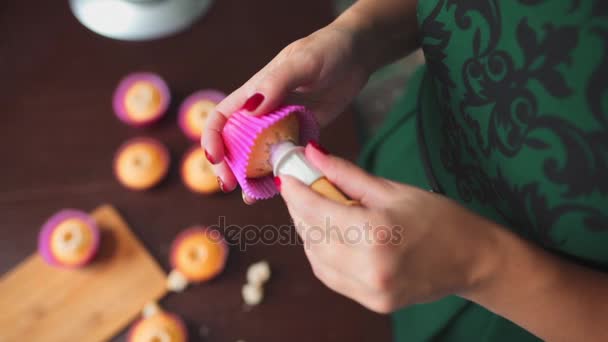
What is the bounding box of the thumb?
[304,142,392,206]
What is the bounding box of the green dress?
[359,1,608,340]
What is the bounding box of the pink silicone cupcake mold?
[221,105,319,200]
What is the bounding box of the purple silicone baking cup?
[222,105,319,200]
[112,72,170,127]
[178,89,226,141]
[38,209,100,268]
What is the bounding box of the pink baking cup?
[222,105,319,200]
[178,89,226,141]
[112,72,170,127]
[38,209,100,268]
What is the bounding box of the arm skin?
[331,0,420,73]
[285,144,608,342]
[463,223,608,342]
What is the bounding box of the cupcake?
[113,72,170,127]
[113,137,170,191]
[180,146,220,194]
[38,209,100,268]
[221,105,319,200]
[127,303,187,342]
[178,90,225,141]
[167,227,228,292]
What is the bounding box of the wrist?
[458,219,508,299]
[330,0,420,73]
[329,9,387,75]
[459,221,561,308]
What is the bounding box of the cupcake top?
[114,138,170,191]
[38,209,100,268]
[124,82,163,122]
[178,90,225,141]
[50,218,96,265]
[170,227,228,283]
[127,312,187,342]
[180,146,220,194]
[113,72,170,126]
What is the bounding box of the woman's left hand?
[278,142,504,313]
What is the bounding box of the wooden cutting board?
[0,205,168,342]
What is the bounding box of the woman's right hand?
[202,22,373,201]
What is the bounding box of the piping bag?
[221,105,357,205]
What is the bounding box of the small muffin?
[113,72,170,126]
[170,227,228,283]
[178,90,225,141]
[38,209,100,268]
[114,137,170,191]
[180,146,220,194]
[127,310,187,342]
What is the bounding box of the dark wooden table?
[0,1,391,341]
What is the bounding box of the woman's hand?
[202,23,372,197]
[202,0,420,202]
[278,142,504,313]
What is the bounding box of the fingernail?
[274,176,281,191]
[205,149,217,164]
[242,191,255,205]
[242,93,264,112]
[217,176,227,193]
[308,140,329,155]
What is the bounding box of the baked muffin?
[178,90,225,141]
[180,146,220,194]
[170,227,228,283]
[113,72,170,126]
[114,137,170,190]
[38,209,100,268]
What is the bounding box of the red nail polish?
[274,176,281,191]
[205,149,217,164]
[217,176,227,193]
[308,140,329,155]
[242,93,264,112]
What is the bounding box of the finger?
[202,61,271,157]
[202,109,227,164]
[308,245,399,314]
[280,175,366,232]
[304,143,391,206]
[242,191,257,205]
[212,161,238,193]
[246,54,321,116]
[202,86,250,163]
[306,251,368,303]
[302,228,383,293]
[201,58,282,163]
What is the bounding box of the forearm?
[463,225,608,341]
[330,0,420,73]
